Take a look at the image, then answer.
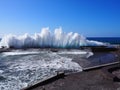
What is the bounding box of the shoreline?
[22,46,120,90]
[0,46,120,90]
[0,44,119,52]
[24,64,120,90]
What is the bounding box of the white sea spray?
[0,27,105,48]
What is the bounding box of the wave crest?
[0,27,105,48]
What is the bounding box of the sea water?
[0,49,93,90]
[0,27,105,48]
[0,28,108,90]
[88,37,120,44]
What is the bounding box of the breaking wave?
[0,27,105,48]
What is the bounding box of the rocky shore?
[22,46,120,90]
[0,45,120,90]
[27,64,120,90]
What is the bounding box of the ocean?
[0,33,120,90]
[0,49,87,90]
[0,37,120,45]
[87,37,120,44]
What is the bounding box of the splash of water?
[0,27,105,48]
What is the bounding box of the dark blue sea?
[87,37,120,44]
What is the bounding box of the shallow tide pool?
[0,49,92,90]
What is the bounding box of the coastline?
[22,46,120,90]
[30,65,120,90]
[0,45,119,90]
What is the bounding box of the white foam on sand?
[0,27,106,49]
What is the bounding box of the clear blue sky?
[0,0,120,37]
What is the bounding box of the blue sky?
[0,0,120,37]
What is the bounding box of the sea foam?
[0,50,82,90]
[0,27,105,48]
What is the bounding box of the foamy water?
[57,50,93,58]
[0,49,94,90]
[0,27,105,90]
[1,51,40,56]
[0,27,105,49]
